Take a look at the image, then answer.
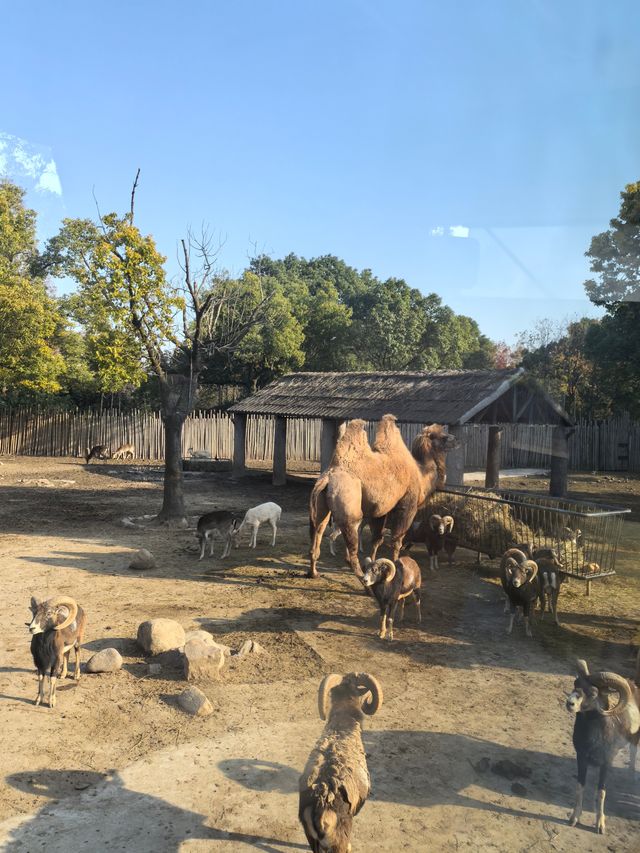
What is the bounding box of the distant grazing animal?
[362,556,422,641]
[566,657,640,834]
[309,415,458,579]
[500,548,538,637]
[28,596,87,708]
[235,502,282,548]
[188,447,212,460]
[197,510,240,559]
[112,442,135,460]
[85,444,110,463]
[299,672,383,853]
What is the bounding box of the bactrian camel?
[308,414,458,579]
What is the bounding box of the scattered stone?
[490,759,532,781]
[234,639,267,658]
[511,782,528,796]
[137,619,185,655]
[184,630,231,655]
[147,663,162,676]
[85,648,123,673]
[128,548,156,570]
[177,686,213,717]
[183,640,225,681]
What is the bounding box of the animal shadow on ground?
[220,732,639,828]
[3,769,306,853]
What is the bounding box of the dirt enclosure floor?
[0,458,638,852]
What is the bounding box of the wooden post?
[445,425,464,487]
[320,418,342,471]
[485,426,502,490]
[232,413,246,479]
[273,415,287,486]
[550,425,570,497]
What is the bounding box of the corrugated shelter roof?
[229,368,573,426]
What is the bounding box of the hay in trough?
[422,489,587,567]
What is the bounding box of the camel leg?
[388,498,416,561]
[342,521,364,579]
[368,516,386,561]
[308,511,331,578]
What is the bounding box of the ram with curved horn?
[362,555,422,641]
[500,549,538,638]
[28,596,87,708]
[299,672,383,853]
[566,657,640,834]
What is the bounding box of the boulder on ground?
[234,639,267,658]
[147,663,162,676]
[128,548,156,570]
[184,630,231,656]
[137,619,185,655]
[177,686,213,717]
[183,640,225,681]
[85,647,123,673]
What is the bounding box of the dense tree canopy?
[583,180,640,417]
[0,180,66,398]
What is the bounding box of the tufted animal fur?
[299,673,382,853]
[308,416,457,580]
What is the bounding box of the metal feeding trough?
[430,486,630,581]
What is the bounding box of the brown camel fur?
[308,415,458,579]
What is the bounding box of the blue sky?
[2,1,639,344]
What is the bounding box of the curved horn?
[317,673,343,721]
[355,673,383,715]
[376,558,396,582]
[50,596,78,631]
[524,560,538,585]
[576,659,590,677]
[443,516,454,533]
[589,671,632,717]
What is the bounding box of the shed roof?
[229,369,572,426]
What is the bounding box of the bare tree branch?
[130,168,141,222]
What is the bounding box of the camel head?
[412,425,459,488]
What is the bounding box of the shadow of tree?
[2,769,307,852]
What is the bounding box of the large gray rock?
[85,647,123,673]
[183,640,225,681]
[129,548,156,570]
[177,686,213,717]
[137,619,185,655]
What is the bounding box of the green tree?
[583,180,640,417]
[0,180,65,397]
[43,175,269,521]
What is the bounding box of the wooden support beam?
[273,415,287,486]
[232,413,246,479]
[550,425,570,497]
[320,418,341,471]
[445,425,465,487]
[485,426,502,489]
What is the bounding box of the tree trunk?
[158,413,187,521]
[157,374,197,523]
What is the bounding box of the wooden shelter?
[228,368,574,495]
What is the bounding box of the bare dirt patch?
[0,458,638,851]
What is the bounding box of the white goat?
[188,447,212,460]
[235,502,282,548]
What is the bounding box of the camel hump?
[331,419,370,466]
[372,413,410,455]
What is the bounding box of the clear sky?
[2,1,639,344]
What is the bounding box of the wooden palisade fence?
[0,408,638,472]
